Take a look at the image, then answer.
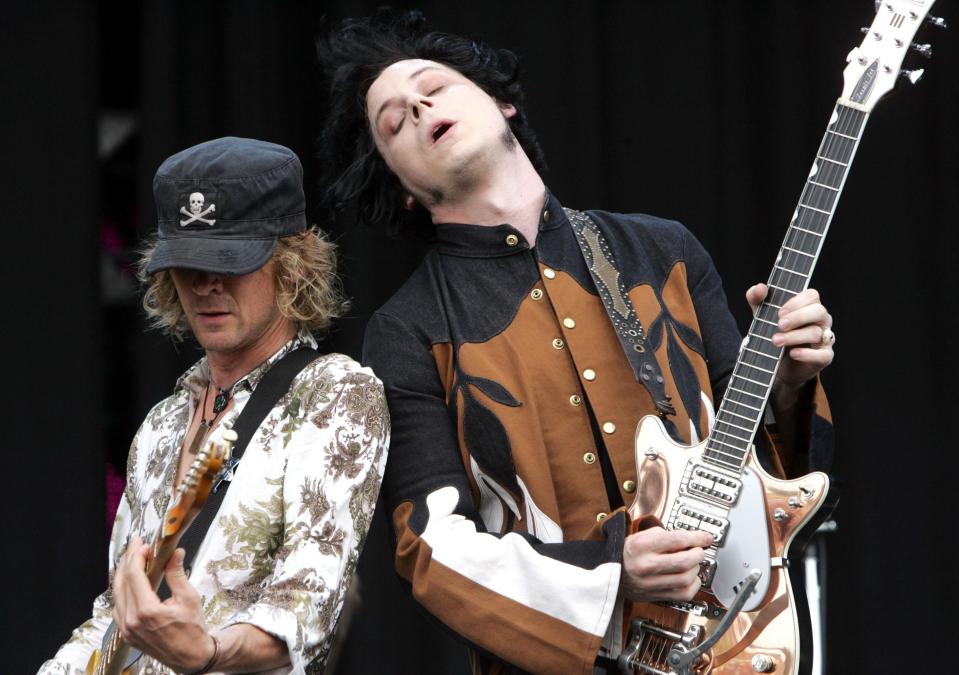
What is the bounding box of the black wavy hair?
[316,9,547,238]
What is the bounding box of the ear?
[498,101,517,119]
[403,193,417,211]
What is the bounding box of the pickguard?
[710,466,771,611]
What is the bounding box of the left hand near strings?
[747,284,835,391]
[112,538,216,673]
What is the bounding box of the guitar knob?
[926,15,947,29]
[752,653,775,672]
[911,42,933,59]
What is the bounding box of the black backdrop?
[2,1,956,673]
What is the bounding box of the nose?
[408,94,433,123]
[191,271,223,295]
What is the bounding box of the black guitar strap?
[564,207,677,418]
[174,345,321,571]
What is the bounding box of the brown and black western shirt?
[363,194,832,674]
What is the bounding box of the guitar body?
[625,415,837,674]
[85,641,133,675]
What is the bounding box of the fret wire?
[732,372,770,388]
[774,263,808,277]
[784,231,820,253]
[726,387,764,404]
[724,394,766,410]
[714,420,752,439]
[800,203,831,216]
[709,438,748,454]
[795,210,828,230]
[715,418,754,434]
[719,408,758,424]
[815,155,848,167]
[809,180,839,192]
[743,346,779,361]
[821,127,855,161]
[754,316,777,326]
[766,283,797,294]
[714,428,751,444]
[801,183,838,211]
[791,225,824,237]
[782,245,815,258]
[740,360,776,375]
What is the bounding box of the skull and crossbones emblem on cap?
[179,191,217,226]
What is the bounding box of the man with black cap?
[39,137,389,675]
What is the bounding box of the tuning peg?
[900,68,925,84]
[926,15,947,29]
[911,42,933,58]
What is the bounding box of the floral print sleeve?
[38,339,389,675]
[211,357,389,672]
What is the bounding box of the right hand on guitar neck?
[620,527,714,603]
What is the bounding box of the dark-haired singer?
[40,137,389,675]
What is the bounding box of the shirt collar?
[175,329,318,398]
[433,191,566,258]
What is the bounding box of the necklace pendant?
[213,389,230,414]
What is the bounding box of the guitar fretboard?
[703,103,868,472]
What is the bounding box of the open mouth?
[431,122,453,143]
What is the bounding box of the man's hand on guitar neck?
[620,527,714,603]
[113,537,290,673]
[747,284,835,406]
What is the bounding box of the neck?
[429,148,546,246]
[205,320,296,390]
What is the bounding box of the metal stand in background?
[803,519,837,675]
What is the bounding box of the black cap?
[146,137,308,275]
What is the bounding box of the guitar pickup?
[671,502,730,544]
[686,464,742,506]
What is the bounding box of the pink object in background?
[105,463,125,535]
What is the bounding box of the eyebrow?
[373,66,445,131]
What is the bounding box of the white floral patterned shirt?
[39,334,389,675]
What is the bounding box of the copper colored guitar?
[85,430,235,675]
[619,2,942,673]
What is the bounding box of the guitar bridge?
[618,619,707,675]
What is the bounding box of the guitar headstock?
[840,0,944,110]
[162,428,237,538]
